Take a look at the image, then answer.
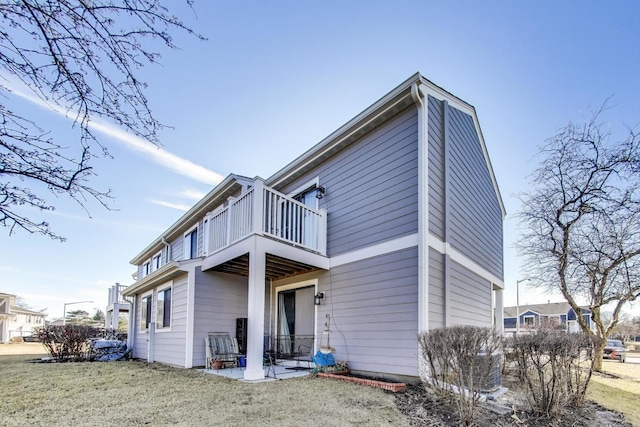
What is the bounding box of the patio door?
[276,285,315,357]
[293,187,319,248]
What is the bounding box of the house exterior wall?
[124,75,504,378]
[449,259,492,326]
[427,95,446,240]
[191,269,248,367]
[428,248,445,330]
[279,107,419,257]
[131,273,188,366]
[318,247,419,377]
[446,105,503,279]
[6,310,45,340]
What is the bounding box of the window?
[157,287,171,329]
[523,315,535,327]
[142,261,150,277]
[184,227,198,259]
[141,295,152,331]
[152,252,161,271]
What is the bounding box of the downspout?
[162,237,172,262]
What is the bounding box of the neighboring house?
[0,293,47,342]
[122,72,505,381]
[105,283,129,330]
[503,301,593,336]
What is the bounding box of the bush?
[36,325,100,362]
[418,326,502,426]
[508,331,597,417]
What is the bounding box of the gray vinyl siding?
[279,107,419,257]
[131,294,147,359]
[170,236,183,262]
[449,260,491,326]
[317,247,418,377]
[447,106,503,279]
[152,275,188,366]
[192,269,248,367]
[428,248,445,329]
[130,273,188,365]
[427,96,446,240]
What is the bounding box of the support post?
[244,246,266,381]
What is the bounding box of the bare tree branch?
[517,102,640,370]
[0,0,204,240]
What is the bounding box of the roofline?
[10,306,47,316]
[266,72,506,217]
[129,174,253,265]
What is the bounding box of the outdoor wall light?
[314,292,325,305]
[316,186,326,199]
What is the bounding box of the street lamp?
[515,279,530,335]
[62,300,93,325]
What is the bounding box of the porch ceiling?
[210,254,319,280]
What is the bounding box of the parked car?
[603,339,626,362]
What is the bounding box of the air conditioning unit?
[473,351,502,392]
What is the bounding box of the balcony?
[107,283,128,307]
[205,180,327,257]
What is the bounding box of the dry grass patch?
[0,343,47,356]
[0,355,408,427]
[587,380,640,427]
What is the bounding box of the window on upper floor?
[141,294,152,331]
[142,261,151,277]
[152,252,161,271]
[156,286,172,329]
[184,227,198,259]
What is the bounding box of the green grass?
[587,379,640,427]
[0,354,408,426]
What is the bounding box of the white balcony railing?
[107,283,128,306]
[206,180,327,256]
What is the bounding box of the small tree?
[517,105,640,371]
[65,309,90,324]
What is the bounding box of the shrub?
[508,331,597,417]
[418,326,502,426]
[36,325,99,362]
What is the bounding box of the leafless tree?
[517,104,640,371]
[0,0,203,240]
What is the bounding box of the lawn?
[0,353,408,426]
[589,357,640,427]
[2,344,638,426]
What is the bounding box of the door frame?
[273,279,319,353]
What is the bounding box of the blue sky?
[2,1,639,320]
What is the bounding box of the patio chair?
[205,332,242,370]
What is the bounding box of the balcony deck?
[202,180,328,276]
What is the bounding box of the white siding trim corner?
[185,268,196,368]
[428,233,503,289]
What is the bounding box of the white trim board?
[328,233,504,289]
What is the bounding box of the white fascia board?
[122,262,184,296]
[130,174,252,265]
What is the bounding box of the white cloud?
[149,199,191,211]
[180,188,207,200]
[3,77,224,185]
